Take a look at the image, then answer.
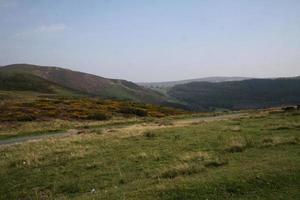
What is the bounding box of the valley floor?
[0,108,299,199]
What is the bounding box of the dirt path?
[0,129,81,146]
[0,113,245,146]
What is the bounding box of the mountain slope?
[139,77,251,89]
[0,64,166,103]
[168,78,300,111]
[0,70,83,96]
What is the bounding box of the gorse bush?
[0,97,186,122]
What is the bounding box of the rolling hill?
[168,78,300,111]
[0,64,166,103]
[0,69,83,96]
[1,64,299,111]
[139,76,250,89]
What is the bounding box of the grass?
[0,109,299,199]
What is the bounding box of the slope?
[0,70,82,96]
[168,78,300,111]
[139,76,250,89]
[0,64,166,103]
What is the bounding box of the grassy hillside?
[0,64,167,103]
[139,76,250,90]
[0,71,85,96]
[0,108,299,199]
[168,78,300,111]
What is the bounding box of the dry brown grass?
[158,163,203,179]
[230,126,241,132]
[261,136,299,147]
[158,151,228,179]
[225,136,249,153]
[180,151,210,162]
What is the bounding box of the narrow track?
[0,113,245,146]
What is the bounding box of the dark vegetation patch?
[118,106,148,116]
[204,159,228,168]
[282,106,297,112]
[158,163,204,179]
[144,131,156,138]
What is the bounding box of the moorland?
[0,64,299,200]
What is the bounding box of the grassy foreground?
[0,109,299,199]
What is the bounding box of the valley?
[0,64,299,200]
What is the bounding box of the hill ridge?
[0,64,167,103]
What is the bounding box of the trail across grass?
[0,113,243,145]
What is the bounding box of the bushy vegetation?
[118,106,148,116]
[0,96,186,122]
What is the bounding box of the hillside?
[139,76,250,89]
[0,64,166,103]
[168,78,300,111]
[0,70,83,96]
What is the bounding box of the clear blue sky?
[0,0,300,82]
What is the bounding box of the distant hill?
[168,78,300,111]
[0,64,166,103]
[0,70,83,96]
[2,64,299,111]
[138,77,251,89]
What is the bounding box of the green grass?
[0,129,64,140]
[0,118,144,140]
[0,110,299,199]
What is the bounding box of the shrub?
[204,159,228,168]
[282,106,295,111]
[86,112,110,120]
[118,106,148,117]
[15,114,36,121]
[144,131,155,138]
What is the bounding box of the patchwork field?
[0,107,299,199]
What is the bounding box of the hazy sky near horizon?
[0,0,300,82]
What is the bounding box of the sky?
[0,0,300,82]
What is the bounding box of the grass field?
[0,108,299,199]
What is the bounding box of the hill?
[0,70,83,96]
[168,78,300,111]
[0,64,166,103]
[138,76,250,89]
